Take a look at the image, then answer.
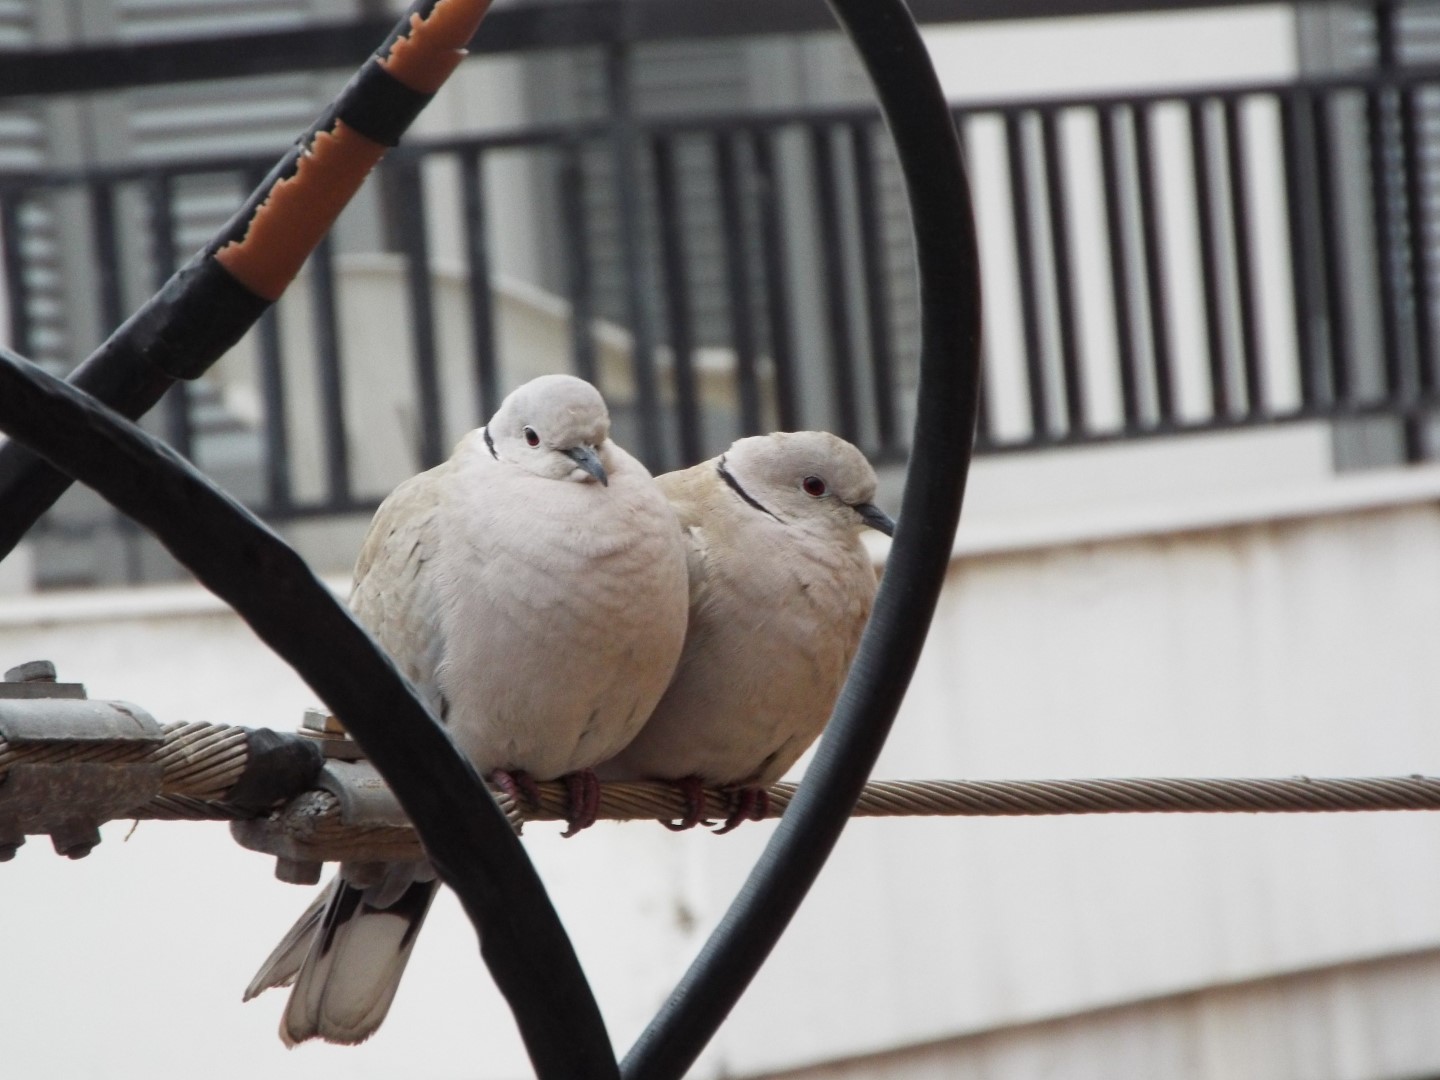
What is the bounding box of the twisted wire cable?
[6,722,1440,829]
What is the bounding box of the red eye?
[802,475,827,497]
[523,427,540,447]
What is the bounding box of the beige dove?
[597,430,893,831]
[245,373,689,1046]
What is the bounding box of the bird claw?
[560,769,601,837]
[712,787,769,834]
[663,775,715,831]
[489,768,543,810]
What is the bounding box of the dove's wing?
[348,462,452,721]
[247,464,453,1046]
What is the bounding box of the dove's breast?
[428,459,689,780]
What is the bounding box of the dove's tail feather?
[247,875,438,1047]
[245,884,333,999]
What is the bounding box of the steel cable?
[5,725,1429,826]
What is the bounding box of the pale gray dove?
[597,430,893,831]
[245,373,689,1045]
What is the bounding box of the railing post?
[309,234,352,505]
[604,40,667,469]
[389,154,446,472]
[459,147,502,421]
[0,192,33,361]
[717,130,763,437]
[145,174,192,462]
[1370,0,1428,459]
[651,134,703,463]
[558,140,600,387]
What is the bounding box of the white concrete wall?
[9,6,1437,1078]
[765,950,1440,1080]
[5,461,1440,1080]
[721,492,1440,1078]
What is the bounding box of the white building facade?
[5,3,1440,1078]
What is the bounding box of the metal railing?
[1,3,1434,578]
[1,107,928,527]
[965,66,1440,457]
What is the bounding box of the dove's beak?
[565,445,608,486]
[855,503,895,536]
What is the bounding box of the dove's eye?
[802,475,827,497]
[523,427,541,447]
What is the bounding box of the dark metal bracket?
[231,758,428,886]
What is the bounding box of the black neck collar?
[483,426,499,460]
[716,455,783,525]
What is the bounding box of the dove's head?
[486,374,613,485]
[719,431,895,539]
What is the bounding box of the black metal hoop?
[619,0,981,1075]
[0,0,979,1075]
[0,341,621,1077]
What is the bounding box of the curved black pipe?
[0,345,619,1080]
[620,0,982,1075]
[0,0,448,563]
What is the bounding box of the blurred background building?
[4,1,1440,1078]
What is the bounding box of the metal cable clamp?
[0,662,164,860]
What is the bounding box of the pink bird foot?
[560,769,601,837]
[663,775,715,831]
[713,786,770,834]
[489,768,543,809]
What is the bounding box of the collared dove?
[597,430,894,831]
[245,374,690,1045]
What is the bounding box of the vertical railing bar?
[558,142,599,388]
[0,192,33,361]
[1312,92,1352,405]
[651,134,703,464]
[146,172,177,278]
[1366,80,1411,409]
[89,181,125,337]
[1004,109,1051,439]
[1098,104,1143,430]
[603,42,665,468]
[308,232,351,506]
[94,176,145,571]
[953,105,993,452]
[850,117,899,452]
[1040,107,1086,434]
[752,126,802,433]
[1134,103,1177,423]
[1223,96,1267,417]
[391,155,444,470]
[809,123,861,441]
[1280,89,1328,410]
[254,305,291,513]
[460,146,502,424]
[1189,98,1231,419]
[1401,83,1437,401]
[1371,0,1423,456]
[0,193,31,361]
[973,378,993,447]
[717,130,763,438]
[147,172,192,460]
